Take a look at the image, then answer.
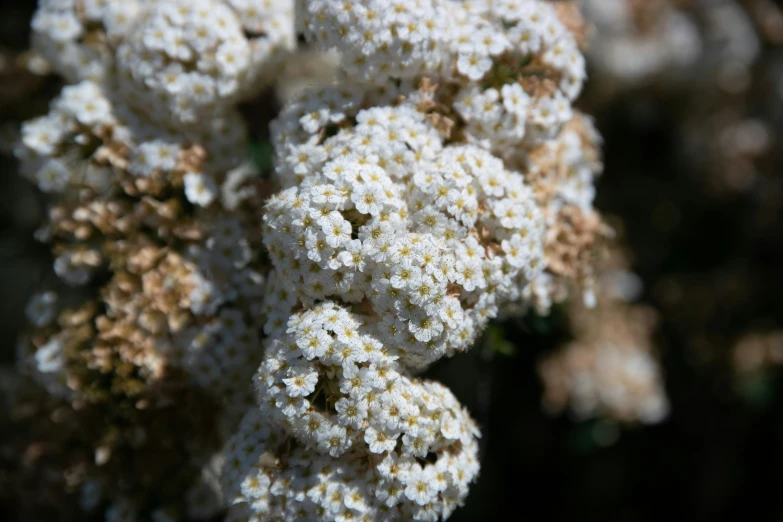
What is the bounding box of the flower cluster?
[16,0,299,519]
[17,80,261,410]
[265,96,545,368]
[31,0,142,81]
[268,95,603,324]
[116,0,295,128]
[17,75,261,396]
[221,304,480,521]
[285,0,606,311]
[583,0,759,91]
[538,250,669,425]
[299,0,586,154]
[224,1,606,520]
[31,0,295,128]
[19,80,243,197]
[732,331,783,377]
[16,81,265,517]
[539,302,669,425]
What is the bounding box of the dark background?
[2,1,783,520]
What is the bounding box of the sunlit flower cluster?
[221,304,480,521]
[299,0,586,154]
[223,1,606,520]
[287,0,606,311]
[264,94,545,369]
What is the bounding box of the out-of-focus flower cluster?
[583,0,762,92]
[584,0,783,198]
[221,1,607,521]
[18,79,266,418]
[539,248,669,425]
[12,0,295,520]
[1,364,226,522]
[732,331,783,377]
[582,0,783,392]
[115,0,295,127]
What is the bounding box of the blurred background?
[2,0,783,520]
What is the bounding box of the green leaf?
[249,141,274,175]
[483,325,517,357]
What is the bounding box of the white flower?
[62,83,112,125]
[351,182,385,215]
[364,426,397,454]
[389,264,422,290]
[277,395,309,417]
[298,330,333,360]
[339,367,371,399]
[335,398,368,429]
[240,470,271,499]
[404,468,436,506]
[35,338,65,373]
[457,51,492,81]
[376,479,404,508]
[321,214,352,248]
[21,115,64,156]
[501,83,531,117]
[337,240,366,271]
[25,291,58,327]
[46,12,84,41]
[408,311,443,343]
[184,173,218,207]
[321,424,351,457]
[35,159,70,193]
[283,368,319,397]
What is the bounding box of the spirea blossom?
[221,304,480,521]
[264,96,546,369]
[15,3,285,511]
[115,0,295,128]
[273,1,606,315]
[583,0,759,91]
[31,0,143,81]
[16,77,265,415]
[222,1,605,521]
[539,251,669,425]
[298,0,586,153]
[18,0,608,520]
